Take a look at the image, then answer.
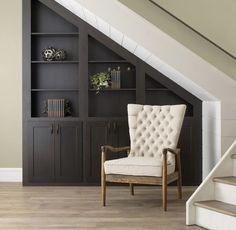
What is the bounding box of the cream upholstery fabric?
[104,157,175,177]
[104,104,186,177]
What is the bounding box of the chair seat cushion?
[104,157,175,177]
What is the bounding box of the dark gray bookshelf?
[23,0,202,186]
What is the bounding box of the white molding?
[0,168,22,182]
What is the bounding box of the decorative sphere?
[54,49,67,61]
[42,47,56,61]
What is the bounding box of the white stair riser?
[196,207,236,230]
[215,183,236,205]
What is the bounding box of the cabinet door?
[111,120,130,158]
[85,120,130,183]
[55,121,83,183]
[112,120,130,146]
[28,122,55,183]
[85,121,110,183]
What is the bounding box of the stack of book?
[47,99,65,117]
[111,67,121,89]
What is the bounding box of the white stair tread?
[231,154,236,159]
[213,176,236,186]
[194,200,236,217]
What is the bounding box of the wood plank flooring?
[0,183,203,229]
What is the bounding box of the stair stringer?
[186,140,236,225]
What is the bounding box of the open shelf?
[146,88,170,91]
[31,0,79,33]
[31,91,79,118]
[89,90,136,117]
[30,0,80,119]
[89,88,135,92]
[31,61,79,64]
[31,32,79,36]
[88,60,129,64]
[31,89,79,92]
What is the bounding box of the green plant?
[90,72,110,93]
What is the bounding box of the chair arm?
[162,148,180,156]
[162,148,181,174]
[101,145,130,154]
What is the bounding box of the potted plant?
[90,71,110,94]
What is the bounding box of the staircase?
[187,141,236,229]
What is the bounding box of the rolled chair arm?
[101,145,130,153]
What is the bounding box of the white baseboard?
[0,168,22,182]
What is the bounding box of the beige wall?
[153,0,236,57]
[0,0,22,167]
[118,0,236,81]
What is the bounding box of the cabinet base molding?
[0,168,22,182]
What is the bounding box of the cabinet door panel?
[28,122,54,183]
[111,120,130,159]
[55,122,83,182]
[85,120,130,183]
[178,118,201,185]
[85,121,109,183]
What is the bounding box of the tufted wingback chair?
[101,104,186,211]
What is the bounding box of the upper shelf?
[31,32,79,36]
[88,60,129,64]
[89,88,136,92]
[31,61,79,64]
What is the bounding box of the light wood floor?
[0,183,204,230]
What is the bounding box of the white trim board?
[0,168,22,182]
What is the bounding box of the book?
[47,98,66,117]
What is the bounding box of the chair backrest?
[128,104,186,161]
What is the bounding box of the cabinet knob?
[108,123,111,133]
[56,124,60,134]
[50,125,53,134]
[113,122,117,133]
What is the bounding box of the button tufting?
[129,104,184,160]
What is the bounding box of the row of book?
[110,67,121,89]
[47,99,65,117]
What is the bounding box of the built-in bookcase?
[88,36,136,117]
[30,0,79,118]
[145,74,193,116]
[23,0,202,186]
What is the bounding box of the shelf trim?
[146,88,170,91]
[31,89,79,92]
[31,32,79,36]
[31,61,79,64]
[88,60,129,63]
[89,88,136,91]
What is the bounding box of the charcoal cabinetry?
[23,0,202,185]
[85,120,129,183]
[27,121,82,184]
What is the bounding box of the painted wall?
[118,0,236,82]
[0,0,22,167]
[153,0,236,57]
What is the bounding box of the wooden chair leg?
[177,177,182,200]
[176,152,182,200]
[101,151,106,206]
[130,183,134,196]
[162,154,167,211]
